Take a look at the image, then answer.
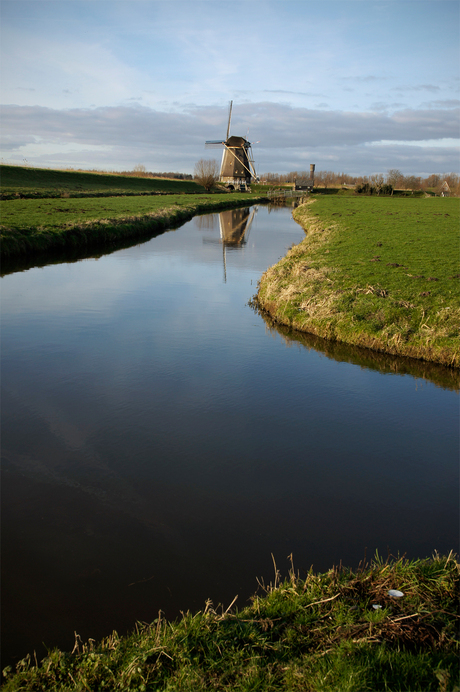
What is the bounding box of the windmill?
[206,101,258,191]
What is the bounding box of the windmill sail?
[226,101,233,140]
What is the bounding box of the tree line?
[129,163,459,195]
[260,169,460,195]
[126,164,193,180]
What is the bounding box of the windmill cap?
[226,135,250,147]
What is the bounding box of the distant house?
[440,181,451,197]
[295,176,314,191]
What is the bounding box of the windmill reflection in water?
[199,206,258,282]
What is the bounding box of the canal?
[1,204,458,666]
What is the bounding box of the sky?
[1,0,459,177]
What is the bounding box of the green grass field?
[257,196,459,367]
[0,164,204,198]
[0,193,251,232]
[2,554,458,692]
[0,165,266,259]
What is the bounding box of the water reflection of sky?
[1,205,458,666]
[2,207,275,315]
[2,205,457,501]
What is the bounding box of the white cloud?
[420,99,460,109]
[1,102,458,176]
[392,84,442,93]
[3,102,458,147]
[1,26,148,110]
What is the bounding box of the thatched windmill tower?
[206,102,257,191]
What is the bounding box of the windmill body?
[206,102,257,191]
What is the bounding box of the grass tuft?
[2,554,458,691]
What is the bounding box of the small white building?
[440,181,451,197]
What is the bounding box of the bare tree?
[370,173,385,195]
[132,164,147,177]
[404,175,422,191]
[386,169,403,188]
[194,159,219,191]
[423,173,441,190]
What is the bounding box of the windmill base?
[220,177,252,192]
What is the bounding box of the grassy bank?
[256,196,460,368]
[0,193,265,259]
[0,165,205,199]
[2,554,458,691]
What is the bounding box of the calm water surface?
[1,205,458,666]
